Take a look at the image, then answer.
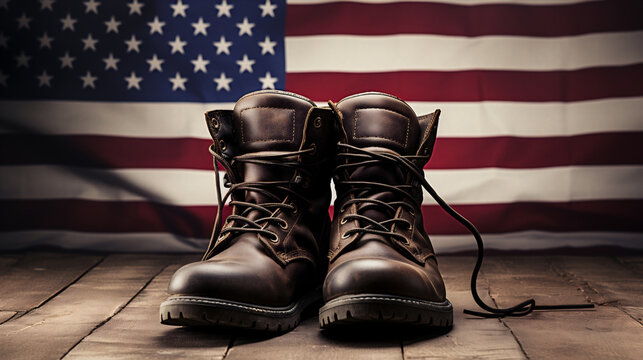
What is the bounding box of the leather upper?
[168,90,334,307]
[324,92,447,303]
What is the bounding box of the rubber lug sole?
[319,294,453,329]
[160,287,321,332]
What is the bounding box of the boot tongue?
[231,91,315,209]
[336,92,421,155]
[336,92,421,227]
[233,90,315,154]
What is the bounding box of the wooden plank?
[63,263,230,360]
[0,254,174,360]
[0,252,103,312]
[227,315,403,360]
[0,311,16,324]
[403,257,525,360]
[485,256,643,360]
[550,256,643,324]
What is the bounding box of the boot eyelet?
[309,143,317,155]
[339,206,346,213]
[313,117,322,128]
[279,222,289,230]
[340,218,348,225]
[219,140,227,151]
[291,207,298,215]
[408,207,415,216]
[212,118,220,130]
[341,232,350,239]
[267,232,279,243]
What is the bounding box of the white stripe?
[1,165,641,206]
[287,0,599,5]
[2,98,642,138]
[431,231,643,253]
[0,230,206,253]
[0,230,638,253]
[286,32,643,72]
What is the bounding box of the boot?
[319,92,453,328]
[160,90,335,331]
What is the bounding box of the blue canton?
[0,0,286,102]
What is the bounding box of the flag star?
[146,54,164,72]
[38,32,54,49]
[191,54,209,73]
[102,53,120,70]
[127,0,144,15]
[169,72,187,91]
[60,14,77,31]
[15,52,31,68]
[191,17,210,36]
[37,70,53,87]
[0,71,7,87]
[147,16,165,35]
[59,51,75,69]
[258,35,276,55]
[236,17,255,37]
[40,0,55,11]
[259,0,277,18]
[17,13,32,29]
[124,71,142,90]
[80,71,97,88]
[0,33,8,48]
[215,0,233,18]
[236,54,255,74]
[125,34,142,52]
[82,33,99,51]
[259,72,278,89]
[170,0,188,18]
[168,35,187,54]
[83,0,100,14]
[104,16,121,33]
[213,35,232,55]
[213,72,232,91]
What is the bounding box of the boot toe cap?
[168,258,292,307]
[323,257,446,303]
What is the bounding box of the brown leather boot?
[160,90,335,332]
[319,92,453,328]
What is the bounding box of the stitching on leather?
[240,107,295,143]
[353,108,410,147]
[166,297,298,314]
[326,295,451,308]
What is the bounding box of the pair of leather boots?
[159,90,453,331]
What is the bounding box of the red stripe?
[430,133,643,169]
[422,200,643,235]
[286,64,643,102]
[1,199,641,237]
[0,200,221,238]
[286,1,643,37]
[0,135,214,170]
[3,132,642,169]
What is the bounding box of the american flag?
[0,0,642,253]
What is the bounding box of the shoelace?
[202,144,315,260]
[336,143,594,318]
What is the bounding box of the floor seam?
[9,255,106,323]
[483,268,530,360]
[57,262,170,360]
[222,336,236,359]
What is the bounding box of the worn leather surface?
[168,90,334,307]
[324,92,447,303]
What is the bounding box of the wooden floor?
[0,252,641,360]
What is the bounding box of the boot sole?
[319,294,453,329]
[160,287,321,332]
